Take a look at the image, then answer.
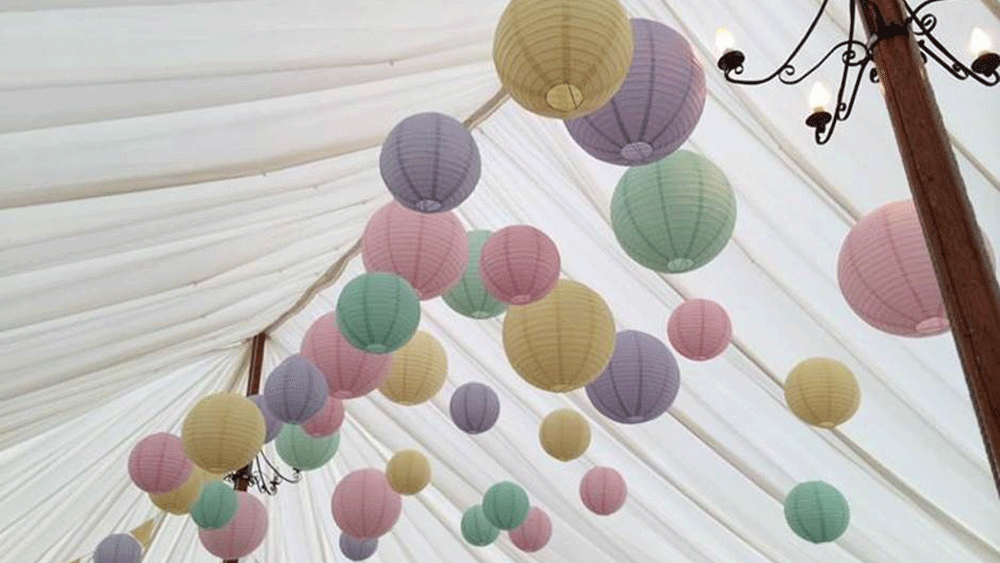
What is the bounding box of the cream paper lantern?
[182,393,265,474]
[784,358,861,428]
[378,331,447,405]
[385,450,431,495]
[539,409,591,461]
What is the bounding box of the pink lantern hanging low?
[128,432,192,494]
[302,396,345,437]
[332,469,402,539]
[580,467,627,516]
[300,312,392,399]
[479,225,561,305]
[509,507,552,552]
[667,299,732,361]
[198,492,268,559]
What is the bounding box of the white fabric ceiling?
[1,0,999,561]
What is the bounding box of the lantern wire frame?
[225,450,301,496]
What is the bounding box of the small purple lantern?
[263,355,329,424]
[585,330,680,423]
[248,394,284,443]
[340,533,378,561]
[450,382,501,434]
[93,534,142,563]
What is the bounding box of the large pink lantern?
[300,313,392,399]
[128,432,192,494]
[302,396,345,437]
[361,201,468,299]
[479,225,561,305]
[198,492,268,559]
[509,507,552,552]
[667,299,732,361]
[580,467,627,516]
[332,469,402,539]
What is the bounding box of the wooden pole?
[859,0,1000,494]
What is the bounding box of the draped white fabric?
[1,0,999,561]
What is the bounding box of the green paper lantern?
[784,481,850,543]
[443,230,507,319]
[482,481,530,530]
[336,272,421,354]
[275,424,340,471]
[610,150,737,273]
[461,505,500,547]
[190,481,238,530]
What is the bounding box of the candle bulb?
[809,82,831,113]
[970,28,992,57]
[716,28,735,55]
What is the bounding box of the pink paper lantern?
[300,312,392,399]
[302,396,345,437]
[479,225,561,305]
[128,432,192,494]
[198,492,268,559]
[361,201,468,299]
[667,299,732,361]
[580,467,627,516]
[509,507,552,553]
[332,469,402,539]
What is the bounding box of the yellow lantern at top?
[182,393,265,474]
[493,0,634,119]
[784,358,861,428]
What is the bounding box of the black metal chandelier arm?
[258,450,302,485]
[781,39,873,84]
[902,3,1000,85]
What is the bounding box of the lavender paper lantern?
[565,19,706,165]
[248,394,284,443]
[340,533,378,561]
[300,312,392,399]
[450,382,500,434]
[128,432,192,494]
[93,534,142,563]
[586,330,680,424]
[332,469,402,539]
[580,467,627,515]
[198,492,268,559]
[379,112,481,213]
[667,299,732,360]
[263,354,328,424]
[509,507,552,552]
[479,225,561,305]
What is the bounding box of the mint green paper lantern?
[275,424,340,471]
[190,481,238,530]
[336,272,421,354]
[784,481,850,543]
[443,230,507,319]
[482,481,530,530]
[611,150,737,273]
[461,505,500,546]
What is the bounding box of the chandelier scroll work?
[225,451,302,496]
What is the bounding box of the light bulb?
[809,82,831,113]
[970,28,992,57]
[716,28,735,54]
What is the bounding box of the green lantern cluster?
[610,150,737,273]
[443,230,507,319]
[461,505,500,547]
[275,424,340,471]
[784,481,850,543]
[336,272,421,354]
[482,481,530,530]
[190,481,238,530]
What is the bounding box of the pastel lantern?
[93,534,142,563]
[378,331,447,405]
[263,354,328,424]
[191,480,239,530]
[586,330,680,423]
[503,280,616,392]
[667,299,732,360]
[361,201,468,299]
[150,468,204,514]
[443,230,507,319]
[248,394,284,443]
[611,150,737,273]
[275,424,340,471]
[127,432,192,494]
[461,505,500,546]
[482,481,531,530]
[302,396,345,437]
[539,409,591,461]
[332,469,402,539]
[580,467,627,515]
[479,225,561,305]
[182,393,265,474]
[336,272,421,354]
[509,507,552,553]
[340,533,378,561]
[300,312,392,399]
[784,481,850,543]
[565,19,706,165]
[450,382,501,434]
[379,112,481,213]
[198,492,268,559]
[385,450,431,495]
[784,358,860,428]
[493,0,634,119]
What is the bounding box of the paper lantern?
[539,409,591,461]
[479,225,561,305]
[450,382,500,434]
[248,394,284,443]
[784,358,860,429]
[332,469,402,539]
[461,505,500,546]
[302,396,345,437]
[275,424,340,471]
[379,112,481,213]
[482,481,530,530]
[565,19,706,165]
[263,354,328,424]
[198,492,268,559]
[340,533,378,561]
[784,481,850,543]
[611,150,737,273]
[336,272,421,354]
[378,331,447,405]
[300,312,392,399]
[385,450,431,495]
[93,534,142,563]
[493,0,633,119]
[191,480,239,530]
[503,280,616,392]
[362,201,468,299]
[586,330,680,424]
[580,467,627,515]
[443,230,507,319]
[509,507,552,553]
[182,393,265,474]
[150,468,204,515]
[128,432,192,494]
[667,299,732,361]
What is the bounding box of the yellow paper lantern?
[493,0,634,119]
[150,468,208,515]
[539,409,591,461]
[503,279,616,392]
[784,358,861,428]
[182,393,265,474]
[379,331,447,405]
[385,450,431,495]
